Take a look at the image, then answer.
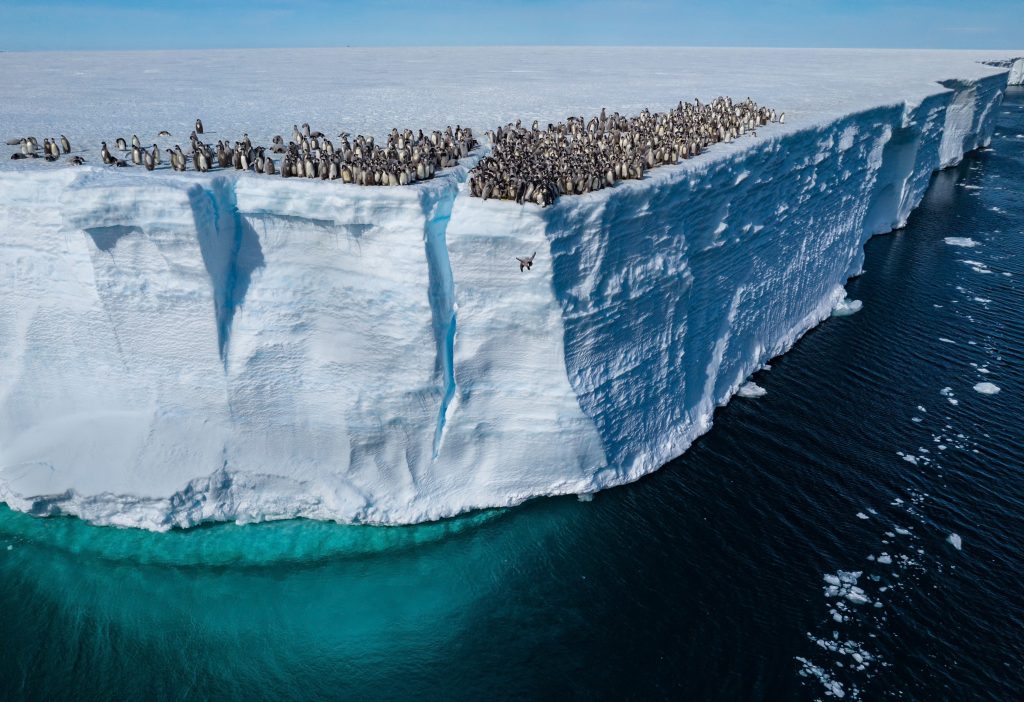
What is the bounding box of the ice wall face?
[0,68,1010,530]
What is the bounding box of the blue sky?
[0,0,1020,51]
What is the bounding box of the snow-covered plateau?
[0,49,1020,530]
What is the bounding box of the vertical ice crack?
[421,180,460,458]
[190,177,264,367]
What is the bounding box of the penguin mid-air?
[517,252,536,272]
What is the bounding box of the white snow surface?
[0,48,1019,530]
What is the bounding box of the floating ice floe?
[737,381,767,398]
[947,533,963,550]
[832,297,863,317]
[823,570,870,605]
[973,382,1000,395]
[796,657,846,699]
[960,259,993,274]
[944,237,979,247]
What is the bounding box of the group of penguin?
[7,134,85,165]
[469,97,781,207]
[91,118,479,184]
[5,98,781,205]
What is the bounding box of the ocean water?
[1,88,1022,700]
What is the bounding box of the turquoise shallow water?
[1,89,1023,700]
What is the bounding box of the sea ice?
[832,298,863,317]
[737,382,768,398]
[943,237,978,247]
[973,382,1000,394]
[947,533,963,550]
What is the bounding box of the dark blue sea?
[1,88,1022,701]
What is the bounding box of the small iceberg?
[947,533,963,551]
[944,237,978,248]
[832,297,863,317]
[737,381,767,398]
[973,382,1000,395]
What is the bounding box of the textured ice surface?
[0,49,1018,529]
[973,382,1000,394]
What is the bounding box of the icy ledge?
[0,69,1010,530]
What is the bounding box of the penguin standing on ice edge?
[517,252,536,272]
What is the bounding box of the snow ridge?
[0,67,1012,530]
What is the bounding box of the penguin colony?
[469,97,781,206]
[5,98,781,204]
[7,121,478,185]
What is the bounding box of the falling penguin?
[517,252,536,272]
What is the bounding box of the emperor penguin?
[115,137,127,151]
[195,118,204,135]
[131,134,141,149]
[59,135,70,154]
[517,252,536,272]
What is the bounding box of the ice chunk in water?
[944,237,978,247]
[831,297,863,317]
[737,382,767,398]
[973,382,1000,394]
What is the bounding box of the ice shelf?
[0,49,1019,529]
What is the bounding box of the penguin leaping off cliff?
[517,252,536,272]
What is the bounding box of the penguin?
[115,137,127,151]
[195,118,204,135]
[131,134,141,149]
[158,130,172,137]
[101,142,114,165]
[59,135,70,154]
[517,252,536,272]
[69,156,85,165]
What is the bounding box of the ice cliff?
[0,57,1014,530]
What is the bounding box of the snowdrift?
[0,54,1014,529]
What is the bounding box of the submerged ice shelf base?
[0,56,1014,530]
